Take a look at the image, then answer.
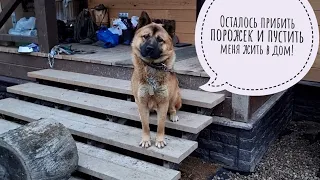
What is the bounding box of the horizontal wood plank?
[176,22,195,34]
[7,83,213,134]
[77,143,180,180]
[0,62,40,80]
[173,57,205,77]
[314,11,320,27]
[88,0,196,10]
[28,69,225,109]
[109,9,196,22]
[0,98,197,164]
[0,119,180,180]
[88,0,197,43]
[313,55,320,68]
[175,33,195,44]
[310,0,320,10]
[0,118,20,134]
[318,36,320,56]
[110,9,196,43]
[0,34,38,43]
[68,177,85,180]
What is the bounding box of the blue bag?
[96,27,119,48]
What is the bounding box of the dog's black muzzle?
[140,39,162,60]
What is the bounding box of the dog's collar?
[142,61,174,73]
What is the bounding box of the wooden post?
[34,0,58,53]
[0,0,21,29]
[231,94,250,122]
[0,119,78,180]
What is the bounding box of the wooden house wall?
[88,0,196,44]
[305,0,320,82]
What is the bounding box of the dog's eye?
[142,34,150,39]
[157,37,164,42]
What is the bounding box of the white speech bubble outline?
[195,0,320,96]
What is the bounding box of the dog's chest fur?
[138,66,169,99]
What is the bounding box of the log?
[0,119,79,180]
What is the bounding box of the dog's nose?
[146,45,154,53]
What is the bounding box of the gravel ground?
[212,120,320,180]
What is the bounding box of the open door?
[196,0,205,20]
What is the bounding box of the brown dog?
[131,11,182,149]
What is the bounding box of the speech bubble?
[195,0,319,96]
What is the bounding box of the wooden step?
[28,69,225,109]
[0,119,180,180]
[76,142,180,180]
[0,118,21,134]
[7,83,213,134]
[68,177,85,180]
[0,98,197,164]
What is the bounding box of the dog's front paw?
[170,114,179,122]
[155,136,167,149]
[139,137,151,148]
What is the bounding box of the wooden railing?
[0,0,58,53]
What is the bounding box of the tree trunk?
[0,119,78,180]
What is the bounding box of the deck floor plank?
[0,44,208,77]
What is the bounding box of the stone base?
[193,88,294,172]
[293,81,320,122]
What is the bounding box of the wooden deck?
[0,43,208,78]
[0,43,274,121]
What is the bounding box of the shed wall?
[88,0,196,44]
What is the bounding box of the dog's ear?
[136,11,152,30]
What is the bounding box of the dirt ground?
[181,120,320,180]
[179,156,219,180]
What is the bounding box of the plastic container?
[11,12,16,29]
[14,17,36,31]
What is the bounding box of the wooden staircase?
[0,69,225,180]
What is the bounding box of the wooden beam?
[0,34,38,43]
[0,61,40,81]
[249,96,272,118]
[34,0,58,53]
[0,0,22,29]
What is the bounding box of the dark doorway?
[196,0,206,20]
